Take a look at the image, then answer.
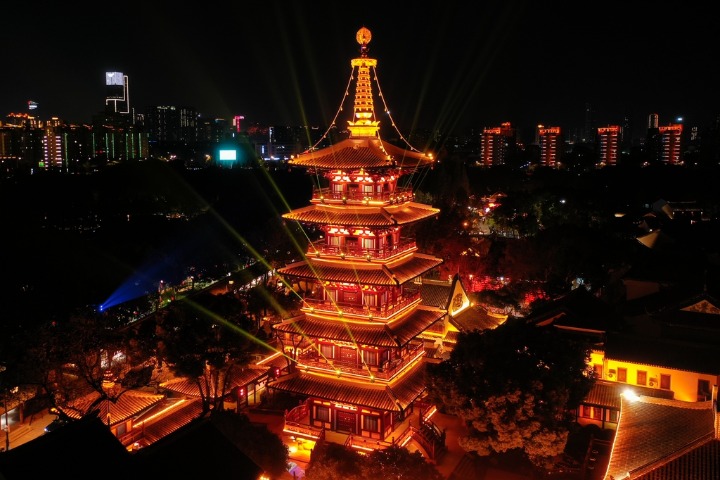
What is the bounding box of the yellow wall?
[591,351,719,403]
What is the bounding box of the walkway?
[1,409,55,452]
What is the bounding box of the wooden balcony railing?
[308,239,416,261]
[311,186,414,204]
[302,290,420,321]
[296,341,424,380]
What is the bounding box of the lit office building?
[479,122,516,167]
[538,125,562,167]
[658,123,683,164]
[105,72,130,115]
[597,125,621,166]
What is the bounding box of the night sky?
[2,1,717,138]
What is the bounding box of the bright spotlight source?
[623,388,640,402]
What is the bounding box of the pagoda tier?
[283,202,439,227]
[288,136,433,172]
[279,252,442,323]
[279,252,442,286]
[271,362,427,413]
[275,308,443,348]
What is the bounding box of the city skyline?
[2,1,718,137]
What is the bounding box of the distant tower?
[648,113,659,129]
[145,106,198,145]
[645,113,662,163]
[621,114,633,151]
[479,122,516,167]
[597,126,620,166]
[583,102,595,143]
[658,123,683,164]
[538,125,562,167]
[105,72,130,114]
[233,115,245,133]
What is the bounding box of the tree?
[210,410,289,479]
[304,441,364,480]
[154,292,257,413]
[426,318,594,469]
[305,442,443,480]
[13,308,157,417]
[361,445,445,480]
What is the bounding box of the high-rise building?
[583,102,595,143]
[658,123,683,164]
[597,125,621,166]
[648,113,659,130]
[267,27,450,456]
[538,125,562,167]
[105,72,130,115]
[41,121,63,170]
[145,106,198,146]
[478,122,516,167]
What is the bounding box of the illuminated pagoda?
[267,27,448,454]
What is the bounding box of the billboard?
[105,72,125,100]
[218,149,238,161]
[106,72,124,86]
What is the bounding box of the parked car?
[44,416,69,433]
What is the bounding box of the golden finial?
[356,27,372,46]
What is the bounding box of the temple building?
[266,27,454,456]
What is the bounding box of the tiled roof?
[288,137,433,170]
[59,389,165,426]
[273,308,443,347]
[420,281,452,308]
[450,306,507,332]
[583,380,674,410]
[278,253,442,286]
[160,366,269,398]
[139,398,204,446]
[634,438,720,480]
[388,362,428,407]
[386,254,444,284]
[443,330,460,344]
[604,396,715,480]
[526,287,623,333]
[283,202,438,226]
[605,332,720,374]
[383,202,439,224]
[268,362,427,411]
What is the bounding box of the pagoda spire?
[347,27,380,139]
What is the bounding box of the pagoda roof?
[289,137,433,171]
[278,252,443,286]
[273,307,444,347]
[282,201,439,227]
[268,361,428,411]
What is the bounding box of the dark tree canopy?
[304,442,443,480]
[426,318,594,468]
[154,292,257,412]
[210,410,289,479]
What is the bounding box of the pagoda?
[268,27,447,453]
